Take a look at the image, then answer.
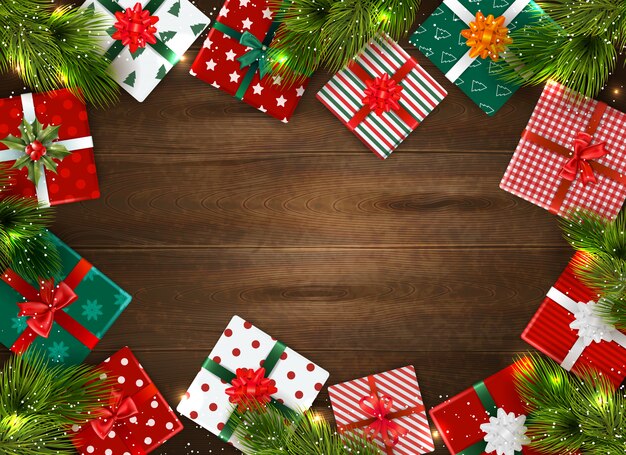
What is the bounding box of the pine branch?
[514,354,626,454]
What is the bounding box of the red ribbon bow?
[362,73,403,116]
[559,132,608,185]
[91,390,139,439]
[225,367,278,412]
[112,2,159,54]
[17,278,78,339]
[359,394,408,448]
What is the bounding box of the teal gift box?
[409,0,543,116]
[0,233,131,364]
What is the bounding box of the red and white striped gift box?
[500,81,626,220]
[328,365,435,455]
[522,252,626,389]
[317,36,447,160]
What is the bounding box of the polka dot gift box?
[177,315,329,452]
[0,89,99,207]
[0,233,132,365]
[72,346,184,454]
[328,365,435,455]
[429,363,542,455]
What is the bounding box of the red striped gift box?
[317,35,447,160]
[522,252,626,389]
[328,365,435,455]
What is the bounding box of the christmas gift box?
[189,0,308,122]
[72,346,184,454]
[0,233,132,365]
[177,315,330,451]
[0,90,99,207]
[317,35,447,159]
[430,363,541,455]
[82,0,210,102]
[522,252,626,389]
[500,81,626,219]
[409,0,544,116]
[328,365,435,455]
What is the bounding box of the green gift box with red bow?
[0,233,132,364]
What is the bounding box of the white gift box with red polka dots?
[177,315,329,451]
[71,346,184,455]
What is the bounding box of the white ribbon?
[443,0,531,83]
[546,287,626,371]
[0,93,94,207]
[480,407,530,455]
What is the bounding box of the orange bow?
[91,390,139,439]
[461,12,512,61]
[359,394,408,448]
[17,278,78,338]
[559,132,608,185]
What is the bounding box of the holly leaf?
[0,136,26,151]
[19,119,35,143]
[46,144,71,159]
[40,155,58,173]
[32,119,42,138]
[37,125,61,145]
[27,162,41,184]
[10,155,31,169]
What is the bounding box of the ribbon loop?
[17,279,78,338]
[112,2,159,54]
[460,12,512,61]
[237,31,272,78]
[359,393,407,448]
[225,367,278,412]
[362,73,403,116]
[91,390,139,439]
[559,131,608,185]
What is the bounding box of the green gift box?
[409,0,543,116]
[0,233,131,364]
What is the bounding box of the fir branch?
[0,350,110,455]
[0,196,61,282]
[514,354,626,454]
[232,403,381,455]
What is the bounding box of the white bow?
[480,407,530,455]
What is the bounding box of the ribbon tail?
[579,161,598,185]
[26,312,54,338]
[558,158,579,181]
[91,418,114,440]
[580,142,608,161]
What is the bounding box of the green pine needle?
[232,404,381,454]
[0,196,61,282]
[0,0,119,108]
[515,354,626,454]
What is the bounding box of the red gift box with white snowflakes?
[189,0,307,122]
[72,346,183,455]
[328,365,435,455]
[177,315,329,452]
[522,252,626,389]
[430,363,541,455]
[500,81,626,220]
[0,89,99,207]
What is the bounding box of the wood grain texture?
[2,0,626,453]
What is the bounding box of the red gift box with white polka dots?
[176,315,329,451]
[72,346,183,455]
[0,89,99,206]
[189,0,308,123]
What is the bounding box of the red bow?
[225,367,277,412]
[91,390,139,439]
[362,73,403,116]
[359,394,408,448]
[112,2,159,54]
[559,132,608,185]
[17,278,77,338]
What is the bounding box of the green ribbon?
[456,381,522,455]
[211,11,283,100]
[97,0,179,65]
[201,340,299,442]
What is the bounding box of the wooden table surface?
[3,0,626,453]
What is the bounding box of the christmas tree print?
[131,47,146,60]
[156,65,167,80]
[434,28,451,40]
[496,85,512,96]
[82,300,103,321]
[168,0,180,16]
[123,71,136,87]
[190,23,207,36]
[48,341,70,363]
[441,51,457,63]
[471,80,487,92]
[159,30,177,43]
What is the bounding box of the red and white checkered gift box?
[500,81,626,219]
[328,365,434,455]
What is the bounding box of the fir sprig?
[0,196,61,282]
[0,350,110,455]
[232,404,381,454]
[0,0,118,107]
[514,354,626,454]
[267,0,420,86]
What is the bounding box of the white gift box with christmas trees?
[82,0,209,102]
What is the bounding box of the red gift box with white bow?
[522,252,626,389]
[72,347,183,455]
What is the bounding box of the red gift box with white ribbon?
[522,252,626,389]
